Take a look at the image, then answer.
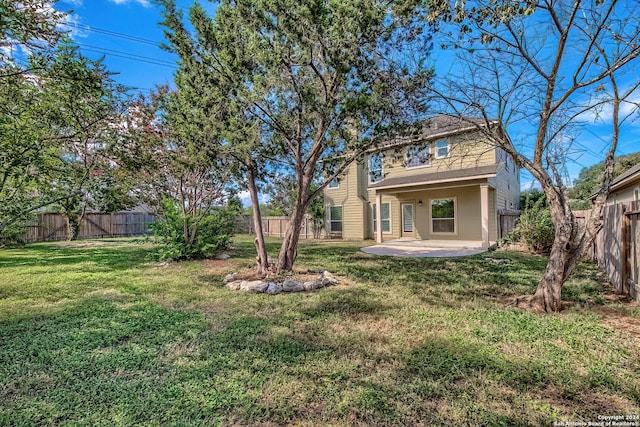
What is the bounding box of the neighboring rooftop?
[611,162,640,191]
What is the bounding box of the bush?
[149,198,240,261]
[508,199,555,254]
[0,222,27,247]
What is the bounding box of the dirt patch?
[201,259,246,271]
[544,386,638,419]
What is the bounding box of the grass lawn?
[1,236,639,426]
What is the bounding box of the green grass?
[1,236,639,426]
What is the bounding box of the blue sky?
[55,0,639,192]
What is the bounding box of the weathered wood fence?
[597,201,640,300]
[497,209,520,240]
[239,215,316,239]
[22,212,155,243]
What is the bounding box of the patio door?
[401,203,414,237]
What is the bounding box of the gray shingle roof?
[611,162,640,190]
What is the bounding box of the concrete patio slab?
[360,239,490,258]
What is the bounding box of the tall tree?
[0,0,66,70]
[422,0,640,311]
[43,44,124,240]
[0,42,121,236]
[157,0,433,272]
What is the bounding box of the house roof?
[610,162,640,192]
[369,115,498,153]
[368,163,503,191]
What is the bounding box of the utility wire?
[65,22,162,47]
[76,42,176,67]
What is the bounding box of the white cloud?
[61,0,83,5]
[58,12,89,38]
[109,0,151,7]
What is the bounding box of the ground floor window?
[431,198,456,234]
[329,206,343,233]
[372,203,391,233]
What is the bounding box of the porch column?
[376,192,383,243]
[480,183,490,248]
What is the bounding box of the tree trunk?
[277,200,307,272]
[247,162,269,275]
[65,212,80,241]
[516,197,583,312]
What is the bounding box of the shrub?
[508,199,555,254]
[149,198,240,261]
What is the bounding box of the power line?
[65,22,162,48]
[76,42,176,67]
[77,45,176,69]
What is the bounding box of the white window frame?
[369,153,383,183]
[635,187,640,202]
[429,197,457,235]
[329,205,343,234]
[372,202,391,234]
[435,139,450,159]
[405,143,431,169]
[328,178,340,189]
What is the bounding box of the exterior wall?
[323,128,519,242]
[492,147,521,210]
[364,185,487,241]
[606,183,640,207]
[324,159,367,239]
[377,131,497,182]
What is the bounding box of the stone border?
[224,271,340,294]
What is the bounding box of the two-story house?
[324,116,520,248]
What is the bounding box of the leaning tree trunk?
[517,202,584,312]
[277,200,307,272]
[247,162,269,275]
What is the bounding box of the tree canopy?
[157,0,433,271]
[421,0,640,311]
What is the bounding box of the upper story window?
[328,178,339,189]
[369,153,383,183]
[406,143,431,168]
[435,139,450,159]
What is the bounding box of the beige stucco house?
[323,116,520,248]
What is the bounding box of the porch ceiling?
[368,163,502,193]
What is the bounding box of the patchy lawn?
[0,236,638,426]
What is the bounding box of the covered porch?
[369,165,501,248]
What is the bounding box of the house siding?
[379,131,497,181]
[492,148,521,210]
[324,159,366,239]
[324,122,518,243]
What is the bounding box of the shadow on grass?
[0,243,152,272]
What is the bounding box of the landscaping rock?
[303,280,322,291]
[319,271,339,286]
[223,274,236,284]
[282,279,304,292]
[240,280,269,293]
[266,282,282,295]
[215,253,231,260]
[226,280,242,291]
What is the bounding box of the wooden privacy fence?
[497,209,520,240]
[239,215,315,239]
[597,201,640,300]
[22,212,155,243]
